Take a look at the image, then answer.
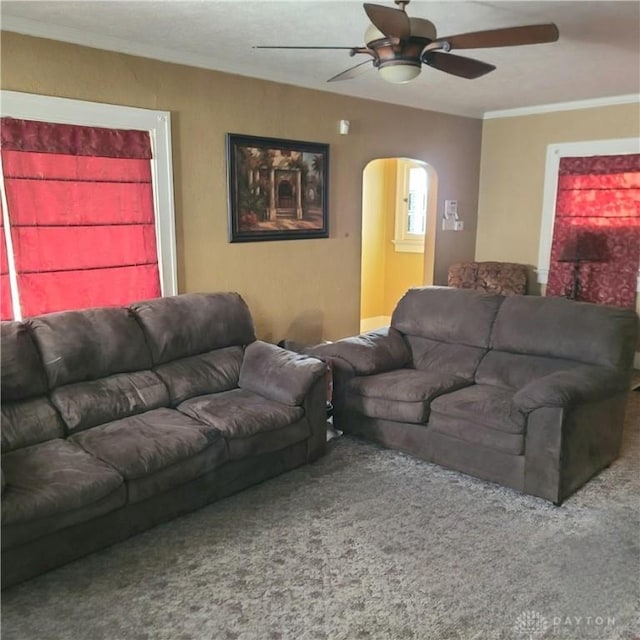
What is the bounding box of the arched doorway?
[360,157,438,332]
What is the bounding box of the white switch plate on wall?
[442,219,464,231]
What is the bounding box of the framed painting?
[226,133,329,242]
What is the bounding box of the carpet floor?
[2,386,639,640]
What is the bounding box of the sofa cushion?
[154,346,243,406]
[178,389,304,438]
[1,322,48,401]
[490,295,638,370]
[178,389,308,460]
[225,421,311,460]
[130,292,256,365]
[475,351,590,390]
[28,307,151,388]
[71,408,227,503]
[391,287,504,348]
[1,397,66,453]
[427,414,524,456]
[407,336,488,379]
[1,439,125,528]
[346,369,470,424]
[430,384,525,434]
[51,371,170,435]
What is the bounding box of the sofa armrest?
[513,367,629,414]
[308,327,410,376]
[239,341,327,406]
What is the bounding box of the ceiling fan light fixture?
[379,63,421,83]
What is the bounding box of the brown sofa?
[311,287,637,505]
[448,261,528,295]
[1,292,327,588]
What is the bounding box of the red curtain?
[546,154,640,309]
[0,201,13,321]
[1,118,161,317]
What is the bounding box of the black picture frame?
[226,133,329,242]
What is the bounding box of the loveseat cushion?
[346,369,470,424]
[154,346,243,406]
[427,415,524,456]
[1,439,125,547]
[27,307,152,389]
[391,287,504,348]
[475,351,589,390]
[130,292,256,365]
[489,295,638,370]
[178,389,307,459]
[1,322,48,401]
[71,408,227,504]
[429,384,525,433]
[52,371,170,435]
[406,336,488,379]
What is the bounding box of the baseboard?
[360,315,391,333]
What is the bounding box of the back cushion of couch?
[130,292,256,405]
[489,295,638,370]
[28,307,168,434]
[1,322,65,452]
[475,351,592,390]
[391,287,505,378]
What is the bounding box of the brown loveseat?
[448,261,528,295]
[311,287,637,504]
[1,292,327,588]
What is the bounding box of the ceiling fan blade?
[436,24,559,50]
[328,60,374,83]
[364,3,411,40]
[254,46,360,50]
[423,51,496,79]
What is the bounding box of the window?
[0,91,176,320]
[393,160,429,253]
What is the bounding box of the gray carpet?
[3,387,639,640]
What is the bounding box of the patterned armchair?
[448,261,528,296]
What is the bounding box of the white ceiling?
[1,0,639,118]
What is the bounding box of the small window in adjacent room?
[0,91,177,321]
[393,160,429,253]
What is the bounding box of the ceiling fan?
[255,0,559,84]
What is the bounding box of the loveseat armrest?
[513,366,629,414]
[239,341,327,406]
[308,327,410,376]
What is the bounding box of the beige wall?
[1,32,482,342]
[476,103,640,293]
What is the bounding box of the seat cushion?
[178,389,308,459]
[178,389,304,437]
[71,408,227,504]
[427,414,524,455]
[1,439,125,546]
[346,369,470,424]
[429,384,525,434]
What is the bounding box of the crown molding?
[484,94,640,120]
